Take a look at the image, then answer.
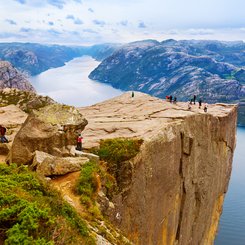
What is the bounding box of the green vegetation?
[92,138,143,177]
[76,160,116,218]
[0,89,54,113]
[0,164,95,245]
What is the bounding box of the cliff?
[79,92,237,244]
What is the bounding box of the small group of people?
[0,125,8,143]
[166,95,177,104]
[188,95,208,112]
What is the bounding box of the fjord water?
[30,56,123,107]
[215,127,245,245]
[30,56,245,244]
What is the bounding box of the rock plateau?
[79,92,237,245]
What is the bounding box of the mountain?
[0,42,120,76]
[89,39,245,125]
[89,39,245,103]
[0,61,35,92]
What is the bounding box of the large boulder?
[7,104,88,165]
[31,151,89,176]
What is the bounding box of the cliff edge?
[79,92,237,245]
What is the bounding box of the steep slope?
[0,61,35,92]
[79,92,237,244]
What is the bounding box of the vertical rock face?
[118,111,236,245]
[79,92,237,245]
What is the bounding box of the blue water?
[215,127,245,245]
[30,56,123,107]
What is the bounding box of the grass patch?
[92,138,143,177]
[0,164,95,245]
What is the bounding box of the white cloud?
[0,0,244,44]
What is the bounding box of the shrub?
[0,164,95,244]
[93,138,143,177]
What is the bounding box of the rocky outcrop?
[7,104,88,165]
[79,92,237,245]
[0,88,55,112]
[0,61,35,92]
[31,151,89,176]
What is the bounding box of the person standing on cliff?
[131,91,134,98]
[0,125,8,143]
[193,95,197,104]
[76,134,83,151]
[198,99,202,109]
[204,103,208,112]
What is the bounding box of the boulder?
[31,151,89,176]
[0,143,10,155]
[70,146,99,163]
[7,103,88,165]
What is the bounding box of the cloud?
[93,19,106,27]
[48,21,54,26]
[14,0,26,4]
[120,20,128,26]
[47,29,62,36]
[47,0,66,9]
[185,28,214,35]
[5,19,17,25]
[0,32,25,39]
[83,28,98,34]
[20,27,32,32]
[88,8,94,13]
[138,21,146,28]
[74,18,83,25]
[66,14,75,20]
[73,0,82,3]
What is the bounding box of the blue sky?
[0,0,245,45]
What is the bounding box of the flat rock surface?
[78,92,236,148]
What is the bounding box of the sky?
[0,0,245,45]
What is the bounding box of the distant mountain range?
[89,39,245,125]
[1,40,245,125]
[0,42,120,76]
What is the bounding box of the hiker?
[204,103,208,112]
[0,125,8,143]
[131,91,134,98]
[169,95,173,103]
[166,95,170,102]
[173,97,177,104]
[193,95,197,105]
[76,133,83,151]
[198,99,202,109]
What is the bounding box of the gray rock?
[32,151,89,176]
